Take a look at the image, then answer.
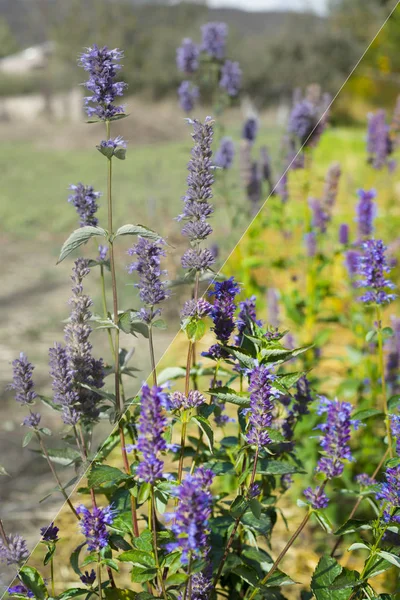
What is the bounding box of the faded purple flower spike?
[136,383,168,483]
[201,22,227,60]
[247,162,262,212]
[309,198,329,233]
[315,397,359,479]
[97,245,108,261]
[0,533,29,565]
[235,296,262,346]
[181,298,212,319]
[242,118,258,143]
[170,390,206,410]
[246,365,277,448]
[345,249,359,279]
[49,343,80,425]
[166,467,214,564]
[178,80,199,113]
[77,505,114,552]
[356,189,376,239]
[356,473,375,488]
[176,38,199,74]
[283,376,313,440]
[304,232,317,258]
[376,465,400,524]
[219,60,242,97]
[64,259,105,420]
[339,223,349,245]
[79,45,127,120]
[367,110,393,170]
[40,522,59,542]
[9,353,37,406]
[260,146,274,193]
[267,288,280,328]
[128,236,169,320]
[356,239,396,305]
[23,412,41,429]
[386,317,400,393]
[288,90,329,148]
[322,162,341,208]
[214,137,235,169]
[68,184,101,227]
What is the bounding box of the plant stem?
[331,446,390,558]
[247,508,312,600]
[213,449,259,587]
[97,555,102,600]
[51,556,55,597]
[0,519,8,546]
[376,305,393,458]
[183,554,193,600]
[100,264,115,358]
[35,431,79,519]
[148,319,157,387]
[150,487,168,600]
[105,119,139,536]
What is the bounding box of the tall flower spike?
[176,38,199,74]
[9,353,37,406]
[246,365,277,448]
[204,277,240,358]
[166,467,214,564]
[49,343,80,425]
[79,45,127,120]
[136,383,168,483]
[179,117,215,272]
[64,259,105,420]
[367,110,393,170]
[76,505,114,552]
[127,236,169,323]
[68,183,101,227]
[322,162,341,209]
[356,239,396,305]
[356,189,376,239]
[200,22,227,59]
[214,137,235,169]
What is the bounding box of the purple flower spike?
[242,118,258,143]
[376,465,400,524]
[68,183,101,227]
[219,60,242,97]
[386,317,400,393]
[367,110,393,170]
[246,365,276,448]
[80,569,96,586]
[356,189,376,239]
[235,296,262,346]
[323,162,341,208]
[176,38,199,74]
[356,473,375,488]
[214,137,235,169]
[201,22,227,60]
[40,522,59,542]
[166,467,214,564]
[8,584,34,598]
[170,390,206,410]
[128,236,169,313]
[304,486,329,509]
[204,277,240,358]
[0,533,29,566]
[23,412,41,429]
[181,298,213,319]
[309,198,329,233]
[178,80,199,113]
[339,223,349,245]
[315,397,359,479]
[79,45,127,120]
[356,239,396,305]
[77,505,114,552]
[304,232,317,257]
[137,383,168,484]
[9,353,37,406]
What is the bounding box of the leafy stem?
[100,263,115,358]
[149,486,168,600]
[376,305,393,458]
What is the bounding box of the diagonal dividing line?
[2,2,399,596]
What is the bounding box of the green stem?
[51,556,55,597]
[97,555,102,600]
[183,553,193,600]
[150,487,168,600]
[149,318,157,387]
[35,431,79,519]
[376,305,393,458]
[100,264,115,358]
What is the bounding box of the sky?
[206,0,329,14]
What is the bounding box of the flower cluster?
[68,183,101,227]
[205,277,241,358]
[40,522,59,542]
[179,117,215,273]
[0,533,29,566]
[128,236,169,321]
[176,38,199,74]
[77,505,114,552]
[166,467,214,564]
[219,60,242,97]
[235,295,261,346]
[288,87,330,150]
[201,22,227,59]
[178,80,199,113]
[136,384,168,483]
[169,390,206,410]
[214,137,235,169]
[322,162,341,208]
[309,198,329,234]
[242,117,258,143]
[246,365,276,448]
[79,45,127,120]
[356,189,376,239]
[356,239,396,305]
[9,353,37,406]
[181,298,212,319]
[367,109,395,170]
[376,465,400,524]
[283,376,313,440]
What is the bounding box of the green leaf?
[377,551,400,569]
[388,395,400,411]
[328,568,359,591]
[87,465,128,488]
[57,589,89,599]
[230,495,249,518]
[207,386,250,407]
[364,553,394,579]
[366,330,377,343]
[242,511,273,536]
[44,544,56,565]
[57,226,107,264]
[334,519,373,536]
[257,459,303,476]
[137,482,151,505]
[347,542,370,552]
[191,415,213,452]
[353,408,383,420]
[311,556,344,600]
[185,319,206,342]
[157,367,186,384]
[131,565,158,583]
[235,564,260,586]
[38,447,81,466]
[114,148,126,160]
[70,543,86,576]
[262,568,296,587]
[22,431,34,447]
[104,590,137,600]
[114,224,160,240]
[249,498,263,520]
[0,463,9,476]
[19,566,48,599]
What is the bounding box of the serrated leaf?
[57,227,107,263]
[19,566,48,599]
[185,319,206,342]
[311,556,343,600]
[257,459,303,476]
[38,447,81,466]
[207,386,250,407]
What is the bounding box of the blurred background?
[0,0,399,593]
